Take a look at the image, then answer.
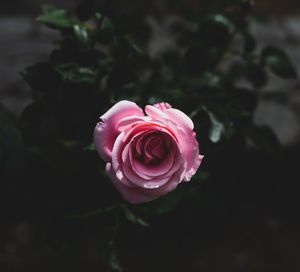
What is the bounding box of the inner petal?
[141,133,168,165]
[146,137,165,159]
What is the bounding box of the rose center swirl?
[134,132,171,166]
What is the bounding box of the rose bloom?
[94,100,203,204]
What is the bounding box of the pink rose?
[94,100,203,204]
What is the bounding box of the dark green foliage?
[2,1,297,270]
[103,241,123,272]
[96,14,115,44]
[37,4,75,30]
[55,63,97,84]
[121,205,150,227]
[262,46,298,78]
[24,4,287,202]
[204,107,226,143]
[73,24,90,45]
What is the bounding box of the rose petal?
[145,105,169,122]
[176,130,203,182]
[123,158,171,189]
[94,100,144,161]
[183,154,204,182]
[139,160,187,198]
[130,144,176,178]
[165,108,194,130]
[121,136,175,188]
[117,115,150,131]
[106,163,158,204]
[145,107,202,182]
[146,105,194,130]
[154,102,172,111]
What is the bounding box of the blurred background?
[0,0,300,271]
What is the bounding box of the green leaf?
[121,205,149,228]
[127,38,145,55]
[261,46,297,78]
[96,14,115,44]
[99,15,114,31]
[208,114,224,143]
[103,241,123,272]
[201,72,224,89]
[201,107,224,143]
[55,63,97,84]
[37,4,74,29]
[73,24,89,45]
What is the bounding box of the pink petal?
[126,140,185,189]
[177,130,203,182]
[146,105,194,130]
[183,154,204,181]
[145,105,169,122]
[106,163,158,204]
[130,144,176,178]
[139,161,187,198]
[154,102,172,111]
[165,108,194,130]
[117,116,150,131]
[94,100,144,161]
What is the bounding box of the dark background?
[0,0,300,271]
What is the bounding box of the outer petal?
[145,105,169,123]
[165,108,194,130]
[184,154,204,181]
[178,130,203,182]
[154,102,172,111]
[94,100,144,161]
[106,163,158,204]
[145,105,194,130]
